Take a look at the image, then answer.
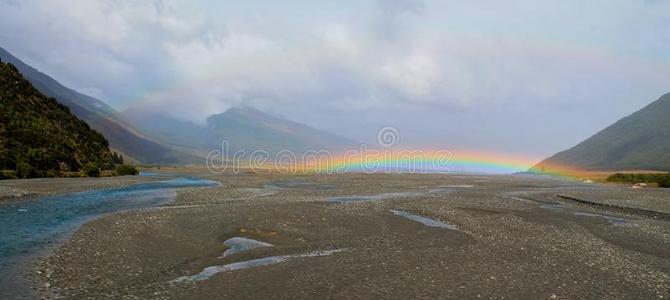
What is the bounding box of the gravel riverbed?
[29,171,670,299]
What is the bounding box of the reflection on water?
[389,210,459,230]
[507,193,630,227]
[0,177,219,297]
[426,188,459,194]
[265,179,335,190]
[237,188,278,197]
[327,185,473,204]
[221,237,273,257]
[175,249,347,282]
[328,192,424,204]
[138,171,159,176]
[540,204,629,226]
[432,185,474,189]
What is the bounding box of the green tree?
[115,164,139,176]
[83,162,100,177]
[16,160,37,178]
[659,175,670,188]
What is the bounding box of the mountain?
[0,47,199,164]
[534,92,670,172]
[123,109,209,155]
[205,106,357,155]
[125,106,357,156]
[0,60,115,178]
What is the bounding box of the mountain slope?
[534,93,670,172]
[123,109,209,154]
[0,60,115,178]
[0,47,199,164]
[205,106,357,155]
[125,106,357,156]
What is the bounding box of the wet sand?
[31,171,670,298]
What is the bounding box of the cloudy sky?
[1,0,669,160]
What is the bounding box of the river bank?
[0,172,165,203]
[31,170,670,299]
[0,171,219,299]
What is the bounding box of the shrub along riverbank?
[606,173,670,188]
[1,164,139,180]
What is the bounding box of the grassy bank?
[606,173,670,188]
[0,164,139,180]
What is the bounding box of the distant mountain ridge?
[0,60,115,177]
[534,92,670,172]
[125,106,357,156]
[206,106,357,155]
[0,47,199,164]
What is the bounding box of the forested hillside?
[0,60,117,178]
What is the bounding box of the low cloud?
[1,0,669,157]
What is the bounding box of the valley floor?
[34,170,670,299]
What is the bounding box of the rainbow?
[278,149,584,177]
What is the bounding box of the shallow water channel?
[0,175,219,298]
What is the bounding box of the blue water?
[539,204,629,226]
[0,176,218,297]
[221,237,273,258]
[265,179,335,190]
[328,192,424,204]
[388,210,460,230]
[174,249,347,282]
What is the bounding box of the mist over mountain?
[535,93,670,172]
[0,47,199,164]
[122,108,210,155]
[206,106,357,155]
[125,106,357,157]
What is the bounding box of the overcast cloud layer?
[1,0,669,160]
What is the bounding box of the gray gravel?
[34,171,670,299]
